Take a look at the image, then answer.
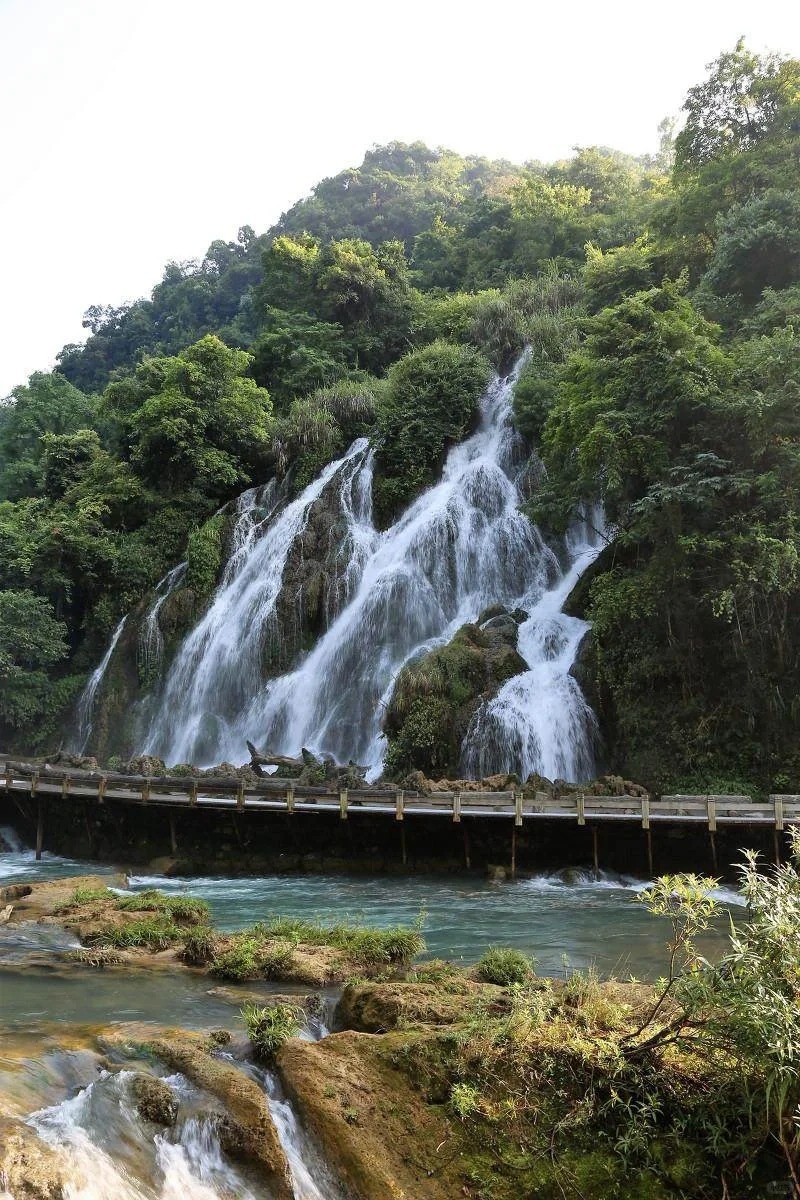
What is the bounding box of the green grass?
[476,947,535,986]
[92,916,182,951]
[57,886,113,910]
[116,889,210,924]
[181,927,218,965]
[241,1001,303,1062]
[253,917,426,967]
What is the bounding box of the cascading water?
[142,442,373,765]
[138,563,188,687]
[71,616,128,755]
[139,357,606,781]
[460,508,606,782]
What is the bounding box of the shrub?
[242,1002,303,1062]
[181,927,218,966]
[449,1082,482,1119]
[477,947,535,986]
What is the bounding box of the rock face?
[278,1033,459,1200]
[383,614,528,778]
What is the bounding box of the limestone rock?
[130,1073,178,1126]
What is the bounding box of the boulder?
[130,1073,178,1126]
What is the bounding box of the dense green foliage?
[1,38,798,791]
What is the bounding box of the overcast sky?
[1,0,798,397]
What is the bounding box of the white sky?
[1,0,798,397]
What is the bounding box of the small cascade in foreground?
[71,615,128,755]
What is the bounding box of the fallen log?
[246,742,305,776]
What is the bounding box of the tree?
[675,39,800,176]
[0,590,68,729]
[104,335,273,497]
[375,340,490,522]
[0,373,96,501]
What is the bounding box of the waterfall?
[137,563,188,688]
[460,510,606,782]
[71,616,128,755]
[142,442,373,765]
[139,357,605,782]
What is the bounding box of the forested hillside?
[1,40,799,794]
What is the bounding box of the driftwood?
[247,742,306,776]
[0,905,13,924]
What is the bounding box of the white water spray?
[71,616,128,755]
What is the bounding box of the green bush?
[374,340,490,524]
[477,947,535,986]
[211,935,265,981]
[242,1001,303,1062]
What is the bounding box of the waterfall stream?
[72,615,129,755]
[83,357,606,781]
[20,1059,338,1200]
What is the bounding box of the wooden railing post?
[576,793,585,826]
[452,791,461,823]
[189,781,198,807]
[773,794,785,832]
[514,790,523,827]
[286,784,295,814]
[706,795,716,832]
[640,795,650,829]
[62,775,71,800]
[339,788,348,820]
[141,777,150,805]
[395,789,404,821]
[236,780,245,811]
[97,776,106,804]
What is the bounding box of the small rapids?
[134,356,605,780]
[20,1063,339,1200]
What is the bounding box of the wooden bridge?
[3,759,799,874]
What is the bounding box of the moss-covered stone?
[384,618,526,777]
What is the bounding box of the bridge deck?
[3,761,799,831]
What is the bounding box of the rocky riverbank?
[0,872,794,1198]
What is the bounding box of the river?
[0,827,744,1199]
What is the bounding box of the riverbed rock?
[142,1033,294,1200]
[337,975,498,1033]
[278,1032,459,1200]
[130,1073,178,1126]
[0,1118,68,1199]
[125,755,166,777]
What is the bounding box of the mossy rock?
[384,619,526,776]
